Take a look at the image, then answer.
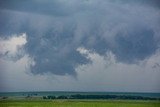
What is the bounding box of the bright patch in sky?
[0,33,26,58]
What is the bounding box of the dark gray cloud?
[113,27,157,62]
[110,0,160,8]
[0,0,74,16]
[0,0,160,76]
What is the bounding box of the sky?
[0,0,160,92]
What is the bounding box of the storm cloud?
[0,0,160,76]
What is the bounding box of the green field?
[0,100,160,107]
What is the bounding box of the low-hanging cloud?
[75,47,160,92]
[0,0,160,76]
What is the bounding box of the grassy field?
[0,99,160,107]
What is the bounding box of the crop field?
[0,100,160,107]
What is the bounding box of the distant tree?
[43,96,47,99]
[57,95,68,99]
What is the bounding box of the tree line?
[43,94,160,100]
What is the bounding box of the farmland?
[1,99,160,107]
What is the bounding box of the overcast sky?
[0,0,160,92]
